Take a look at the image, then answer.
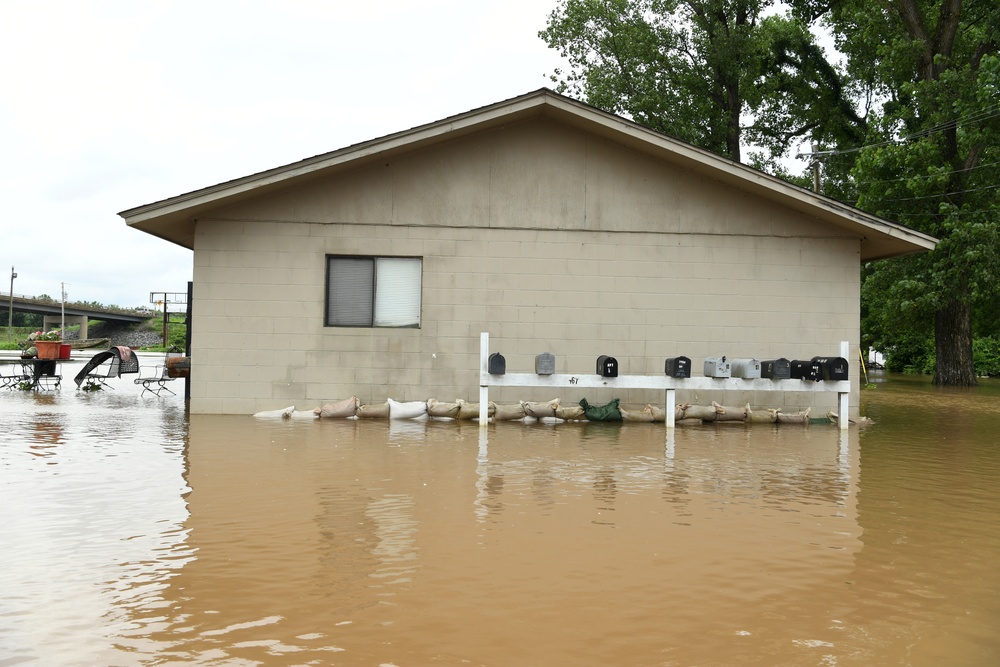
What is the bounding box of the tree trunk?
[933,298,977,385]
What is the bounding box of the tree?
[539,0,854,162]
[805,0,1000,384]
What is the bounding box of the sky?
[0,0,569,308]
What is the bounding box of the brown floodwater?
[1,357,999,666]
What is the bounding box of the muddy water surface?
[1,359,998,666]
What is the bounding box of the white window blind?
[374,258,422,327]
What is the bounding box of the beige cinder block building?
[121,89,935,416]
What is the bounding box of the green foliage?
[973,337,1000,377]
[141,316,187,352]
[539,0,856,162]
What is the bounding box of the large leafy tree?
[539,0,856,162]
[802,0,1000,384]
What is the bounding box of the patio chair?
[134,355,177,397]
[74,347,140,390]
[1,362,32,390]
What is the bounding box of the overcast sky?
[0,0,568,308]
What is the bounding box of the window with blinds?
[325,256,422,327]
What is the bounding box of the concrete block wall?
[191,219,859,415]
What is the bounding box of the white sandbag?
[253,406,295,419]
[427,398,461,419]
[388,398,427,420]
[291,410,319,420]
[315,396,359,419]
[357,402,389,419]
[521,398,560,418]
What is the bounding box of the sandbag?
[745,405,778,423]
[554,405,586,421]
[252,406,295,419]
[427,398,461,419]
[521,398,560,418]
[491,402,526,421]
[357,401,389,419]
[683,404,718,421]
[712,401,747,422]
[580,398,622,422]
[291,410,319,420]
[776,408,811,424]
[388,398,427,420]
[456,400,494,420]
[620,405,655,422]
[315,396,359,419]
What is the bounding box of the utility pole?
[60,282,67,333]
[811,143,822,194]
[7,267,15,342]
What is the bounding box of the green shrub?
[973,337,1000,377]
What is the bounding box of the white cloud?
[0,0,564,307]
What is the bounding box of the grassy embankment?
[0,317,187,352]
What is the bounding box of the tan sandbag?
[554,405,586,421]
[427,398,461,419]
[684,404,718,421]
[521,398,560,418]
[712,401,747,422]
[745,405,778,423]
[776,407,811,424]
[456,400,494,420]
[356,401,389,419]
[492,402,526,421]
[648,405,666,422]
[620,405,656,422]
[315,396,359,419]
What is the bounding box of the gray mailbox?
[535,352,555,376]
[731,358,761,379]
[704,356,731,378]
[488,352,506,375]
[761,358,791,380]
[665,356,691,378]
[596,355,618,378]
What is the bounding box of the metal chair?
[74,347,140,390]
[134,356,177,397]
[1,362,32,390]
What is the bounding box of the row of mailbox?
[488,353,849,382]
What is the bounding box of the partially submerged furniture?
[134,355,177,397]
[74,347,140,390]
[1,361,33,389]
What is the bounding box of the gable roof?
[120,88,936,262]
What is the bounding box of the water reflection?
[3,373,1000,665]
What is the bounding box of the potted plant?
[32,329,63,359]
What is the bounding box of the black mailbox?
[488,352,506,375]
[761,358,791,380]
[790,359,821,381]
[811,356,849,381]
[665,356,691,378]
[597,355,619,378]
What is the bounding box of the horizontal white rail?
[478,332,850,430]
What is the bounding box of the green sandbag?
[579,397,623,421]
